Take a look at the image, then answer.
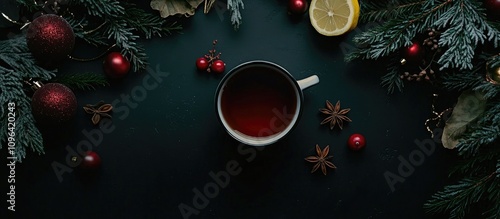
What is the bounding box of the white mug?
[215,60,319,146]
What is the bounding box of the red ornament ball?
[80,151,102,170]
[347,133,366,151]
[288,0,309,15]
[103,52,131,78]
[196,57,209,71]
[31,83,77,124]
[211,59,226,73]
[402,41,424,66]
[26,14,75,67]
[485,0,500,20]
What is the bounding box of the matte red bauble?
[288,0,309,15]
[347,133,366,151]
[26,14,75,67]
[103,52,131,78]
[31,83,77,124]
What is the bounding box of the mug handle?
[297,75,319,90]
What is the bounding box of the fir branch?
[0,37,54,162]
[53,73,108,91]
[360,0,425,23]
[473,82,500,100]
[15,0,42,12]
[103,19,147,72]
[66,16,108,47]
[424,173,497,219]
[484,189,500,219]
[497,160,500,178]
[456,125,500,157]
[72,0,124,17]
[350,0,452,61]
[435,0,499,70]
[449,147,500,177]
[123,5,182,39]
[381,56,405,93]
[227,0,244,30]
[441,72,484,92]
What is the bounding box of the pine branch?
[66,0,182,71]
[360,0,426,23]
[0,37,54,162]
[15,0,41,12]
[227,0,244,30]
[449,147,500,177]
[123,5,182,39]
[424,173,497,219]
[103,19,147,72]
[350,0,452,61]
[381,56,405,94]
[484,188,500,219]
[72,0,124,17]
[66,16,108,47]
[457,125,500,158]
[441,71,484,92]
[435,0,500,70]
[53,73,108,91]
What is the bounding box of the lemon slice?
[309,0,360,36]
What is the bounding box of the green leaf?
[442,90,487,149]
[150,0,204,18]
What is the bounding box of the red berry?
[288,0,308,15]
[347,134,366,151]
[103,52,130,78]
[80,151,102,170]
[211,59,225,73]
[196,57,209,71]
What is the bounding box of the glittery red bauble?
[347,133,366,151]
[103,52,131,78]
[288,0,308,15]
[31,83,77,124]
[402,41,424,66]
[26,14,75,67]
[485,0,500,20]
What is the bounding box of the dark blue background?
[1,0,462,218]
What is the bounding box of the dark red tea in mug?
[220,65,298,137]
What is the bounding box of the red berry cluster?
[196,40,225,74]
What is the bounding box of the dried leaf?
[442,90,486,149]
[150,0,204,18]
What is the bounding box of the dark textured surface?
[2,1,461,218]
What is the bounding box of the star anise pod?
[83,101,113,125]
[320,100,352,130]
[305,145,337,175]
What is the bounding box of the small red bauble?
[80,151,102,170]
[402,41,424,66]
[288,0,308,15]
[103,52,131,78]
[211,59,226,73]
[347,133,366,151]
[196,57,209,71]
